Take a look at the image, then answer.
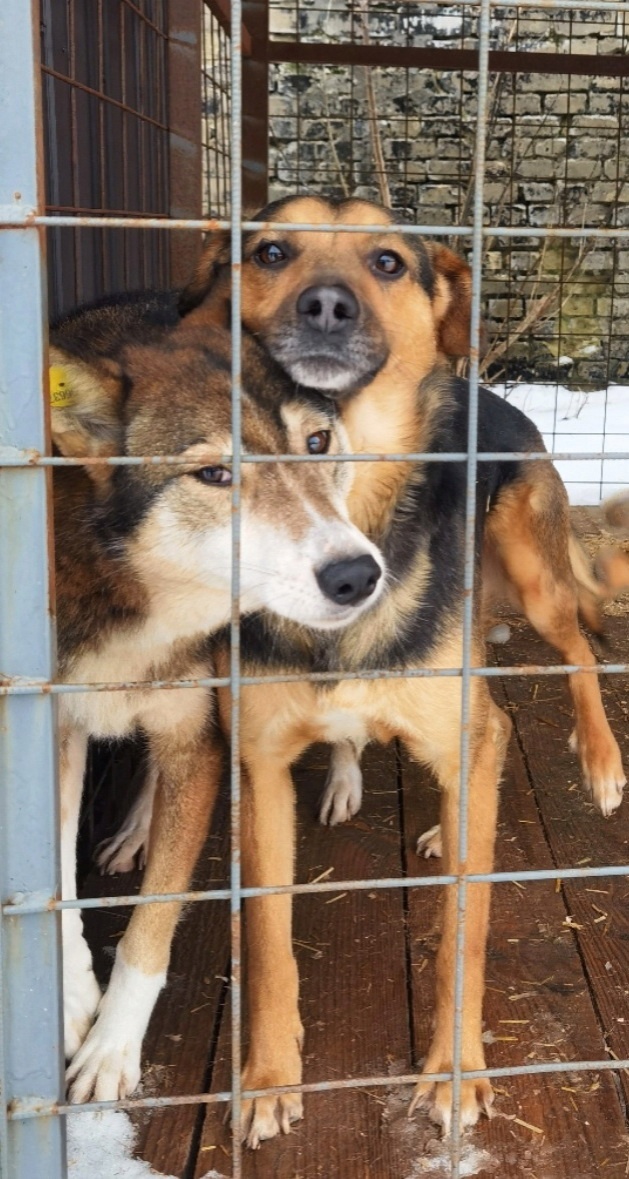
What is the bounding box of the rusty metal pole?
[168,0,203,285]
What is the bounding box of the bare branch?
[355,0,392,209]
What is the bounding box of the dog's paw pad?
[410,1077,493,1135]
[243,1094,303,1149]
[570,729,626,816]
[319,769,363,826]
[66,1025,142,1104]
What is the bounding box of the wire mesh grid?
[41,0,171,320]
[202,0,232,216]
[2,1,629,1178]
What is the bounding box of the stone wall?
[267,4,629,387]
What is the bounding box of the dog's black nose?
[297,285,358,334]
[316,554,382,606]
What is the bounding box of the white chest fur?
[317,708,369,748]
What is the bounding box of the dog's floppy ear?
[178,229,231,317]
[48,344,126,486]
[429,244,485,359]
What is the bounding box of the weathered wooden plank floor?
[81,512,629,1179]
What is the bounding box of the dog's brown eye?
[307,430,331,455]
[373,250,406,277]
[255,242,286,267]
[194,466,232,486]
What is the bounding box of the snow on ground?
[491,382,629,506]
[66,1110,225,1179]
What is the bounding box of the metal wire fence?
[202,0,232,215]
[1,2,629,1178]
[41,0,171,320]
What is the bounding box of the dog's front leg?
[60,727,102,1058]
[410,699,511,1134]
[66,721,222,1103]
[241,757,304,1148]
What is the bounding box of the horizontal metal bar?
[2,659,628,698]
[3,213,629,241]
[2,448,629,468]
[0,212,469,231]
[438,0,629,9]
[40,66,170,132]
[45,204,169,218]
[269,40,629,80]
[4,860,629,917]
[480,0,629,8]
[9,1051,629,1122]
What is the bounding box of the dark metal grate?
[41,0,171,320]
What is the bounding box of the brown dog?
[182,195,624,816]
[49,315,385,1104]
[96,196,625,1144]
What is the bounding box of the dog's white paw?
[487,622,511,645]
[569,728,625,816]
[66,1014,142,1103]
[63,965,102,1061]
[319,754,363,826]
[95,766,156,874]
[63,922,102,1059]
[416,823,442,859]
[95,826,149,875]
[67,953,164,1102]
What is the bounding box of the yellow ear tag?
[49,365,73,409]
[48,365,73,412]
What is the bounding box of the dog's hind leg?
[60,726,102,1059]
[489,475,625,816]
[66,719,222,1103]
[95,757,157,875]
[416,823,443,859]
[319,737,365,825]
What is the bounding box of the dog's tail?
[594,491,629,602]
[569,533,607,635]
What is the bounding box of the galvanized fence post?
[0,2,65,1177]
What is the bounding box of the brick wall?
[267,5,629,387]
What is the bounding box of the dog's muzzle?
[268,281,388,396]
